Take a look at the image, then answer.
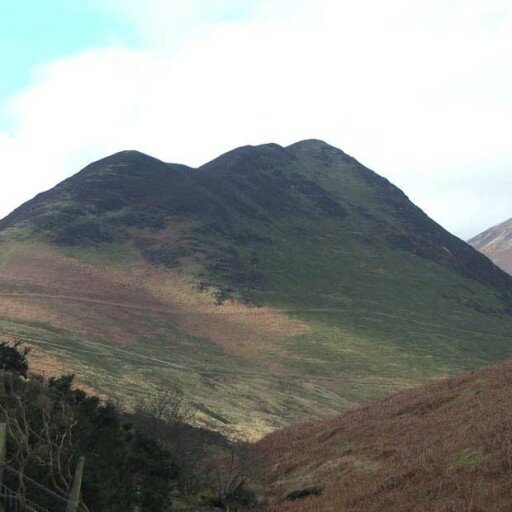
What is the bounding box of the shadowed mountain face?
[470,217,512,276]
[1,140,512,436]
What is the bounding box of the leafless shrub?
[0,371,87,510]
[135,386,196,451]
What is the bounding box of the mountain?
[1,140,512,437]
[256,359,512,511]
[470,217,512,275]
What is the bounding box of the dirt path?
[0,291,175,315]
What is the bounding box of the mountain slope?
[256,359,512,511]
[470,217,512,275]
[1,140,512,436]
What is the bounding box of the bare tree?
[0,371,88,510]
[202,426,256,511]
[135,387,196,451]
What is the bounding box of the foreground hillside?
[470,217,512,275]
[257,359,512,511]
[0,140,512,436]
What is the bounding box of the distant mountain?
[1,140,512,437]
[257,359,512,511]
[470,217,512,275]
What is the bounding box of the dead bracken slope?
[256,359,512,511]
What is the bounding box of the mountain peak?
[286,138,345,152]
[286,139,355,165]
[287,138,333,149]
[80,149,168,173]
[106,149,150,159]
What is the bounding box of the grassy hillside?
[470,217,512,275]
[256,359,512,511]
[0,140,512,437]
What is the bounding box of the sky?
[0,1,511,239]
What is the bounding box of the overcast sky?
[1,0,511,239]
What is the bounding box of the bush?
[52,218,117,245]
[285,486,324,501]
[0,343,178,511]
[0,340,30,376]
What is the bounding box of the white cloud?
[1,0,511,238]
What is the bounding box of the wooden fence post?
[0,423,6,489]
[66,456,85,512]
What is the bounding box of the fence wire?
[0,464,85,512]
[0,483,52,512]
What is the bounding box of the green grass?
[197,197,511,394]
[58,241,140,268]
[450,448,485,471]
[0,311,342,437]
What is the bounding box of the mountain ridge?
[470,217,512,276]
[1,140,512,436]
[3,140,510,296]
